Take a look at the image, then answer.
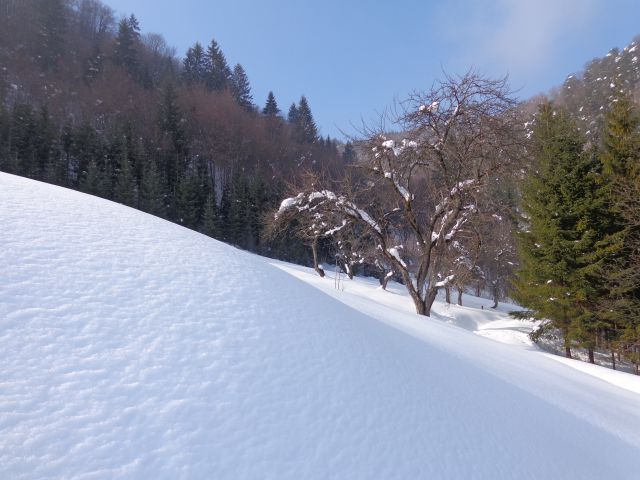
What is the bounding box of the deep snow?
[1,172,640,479]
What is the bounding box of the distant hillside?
[551,35,640,136]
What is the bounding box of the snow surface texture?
[1,172,640,479]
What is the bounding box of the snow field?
[1,173,640,479]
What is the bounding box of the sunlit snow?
[1,173,640,479]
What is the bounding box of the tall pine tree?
[182,42,209,86]
[205,39,231,91]
[287,103,298,124]
[114,137,137,207]
[513,103,610,359]
[262,91,280,116]
[139,158,165,217]
[598,93,640,372]
[114,14,140,76]
[230,64,254,111]
[294,96,318,143]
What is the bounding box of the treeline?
[513,96,640,374]
[0,0,351,258]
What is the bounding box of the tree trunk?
[457,287,463,306]
[409,293,426,316]
[338,260,353,280]
[588,347,595,364]
[563,328,572,358]
[407,286,438,317]
[311,237,324,278]
[445,286,451,304]
[382,273,391,290]
[346,263,354,280]
[611,348,616,370]
[491,289,498,309]
[476,281,481,297]
[424,287,438,316]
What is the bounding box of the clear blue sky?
[103,0,640,140]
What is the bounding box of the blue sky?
[104,0,640,139]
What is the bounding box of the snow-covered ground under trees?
[1,172,640,479]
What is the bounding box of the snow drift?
[1,173,639,479]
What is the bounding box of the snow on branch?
[435,275,455,288]
[387,246,407,268]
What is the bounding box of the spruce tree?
[0,102,15,173]
[11,103,37,178]
[262,91,280,116]
[80,159,102,196]
[601,94,640,179]
[175,170,201,229]
[182,42,209,86]
[114,138,137,207]
[35,105,57,181]
[598,94,640,367]
[114,15,140,76]
[202,191,221,238]
[139,159,165,217]
[513,103,609,359]
[158,83,187,191]
[205,39,231,91]
[287,103,298,124]
[230,64,254,111]
[294,96,318,143]
[227,170,249,246]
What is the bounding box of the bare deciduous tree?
[278,71,525,316]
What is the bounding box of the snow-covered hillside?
[1,173,640,479]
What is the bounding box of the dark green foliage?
[139,159,165,217]
[175,170,202,229]
[287,103,298,124]
[220,170,250,246]
[114,138,137,207]
[70,123,103,188]
[0,102,14,173]
[202,191,221,238]
[297,96,318,143]
[80,158,102,195]
[597,93,640,370]
[230,64,254,111]
[293,96,318,143]
[513,104,611,357]
[183,42,209,86]
[114,14,141,76]
[601,94,640,179]
[34,106,54,178]
[262,91,280,116]
[158,83,187,190]
[10,103,38,177]
[205,39,231,91]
